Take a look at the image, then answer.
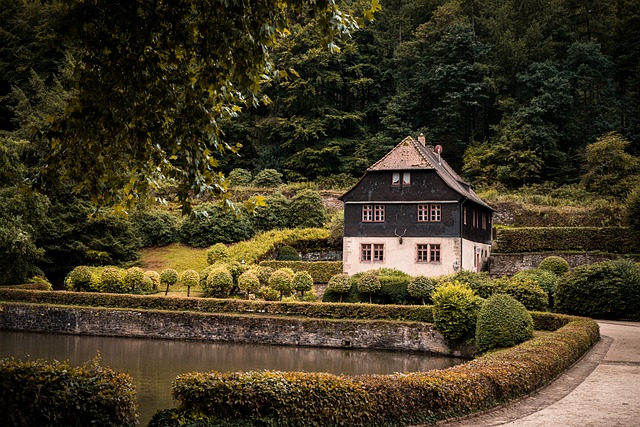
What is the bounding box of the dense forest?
[220,0,640,187]
[1,0,640,285]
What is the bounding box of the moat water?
[0,330,465,425]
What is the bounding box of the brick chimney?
[417,133,426,145]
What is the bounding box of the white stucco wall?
[343,236,491,277]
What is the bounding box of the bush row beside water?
[494,226,640,253]
[0,288,433,322]
[150,315,598,427]
[0,358,137,427]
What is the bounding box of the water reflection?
[0,330,465,425]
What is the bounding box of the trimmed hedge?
[260,260,343,284]
[0,358,137,426]
[154,315,598,426]
[494,226,640,254]
[0,288,433,323]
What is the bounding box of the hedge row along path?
[439,320,640,427]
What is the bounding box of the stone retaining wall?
[489,252,640,277]
[0,303,453,355]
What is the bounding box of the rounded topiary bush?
[228,168,253,186]
[238,271,261,296]
[357,272,381,303]
[269,268,295,299]
[538,256,570,276]
[144,270,161,290]
[431,282,482,345]
[124,267,146,292]
[407,275,436,304]
[292,271,314,299]
[253,168,283,187]
[67,266,95,292]
[555,259,640,320]
[141,275,154,292]
[475,293,534,352]
[277,245,300,261]
[99,267,127,293]
[160,268,179,289]
[255,266,274,287]
[180,269,200,290]
[327,273,352,302]
[513,268,557,307]
[206,243,229,265]
[505,276,548,311]
[204,267,233,297]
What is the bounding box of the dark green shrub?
[555,259,640,320]
[327,273,351,302]
[0,358,137,426]
[130,209,179,247]
[326,211,344,248]
[513,268,557,307]
[99,267,128,293]
[538,256,570,276]
[252,193,291,232]
[268,268,294,299]
[627,185,640,232]
[408,275,436,304]
[291,271,313,299]
[505,276,548,311]
[253,168,283,187]
[124,267,146,291]
[228,168,253,186]
[357,272,381,303]
[204,267,233,297]
[450,270,497,298]
[179,203,255,247]
[288,189,327,228]
[494,227,640,254]
[431,282,482,345]
[67,266,95,292]
[476,294,534,352]
[277,245,300,260]
[206,243,229,265]
[237,271,260,296]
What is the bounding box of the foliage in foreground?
[152,316,598,426]
[0,357,137,427]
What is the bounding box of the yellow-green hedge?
[259,260,343,284]
[0,288,432,322]
[157,315,598,426]
[227,228,330,264]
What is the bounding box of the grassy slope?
[139,243,208,273]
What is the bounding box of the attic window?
[403,172,411,185]
[392,172,410,186]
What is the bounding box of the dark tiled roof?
[342,136,494,211]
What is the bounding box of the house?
[340,135,493,277]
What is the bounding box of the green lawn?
[139,243,209,274]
